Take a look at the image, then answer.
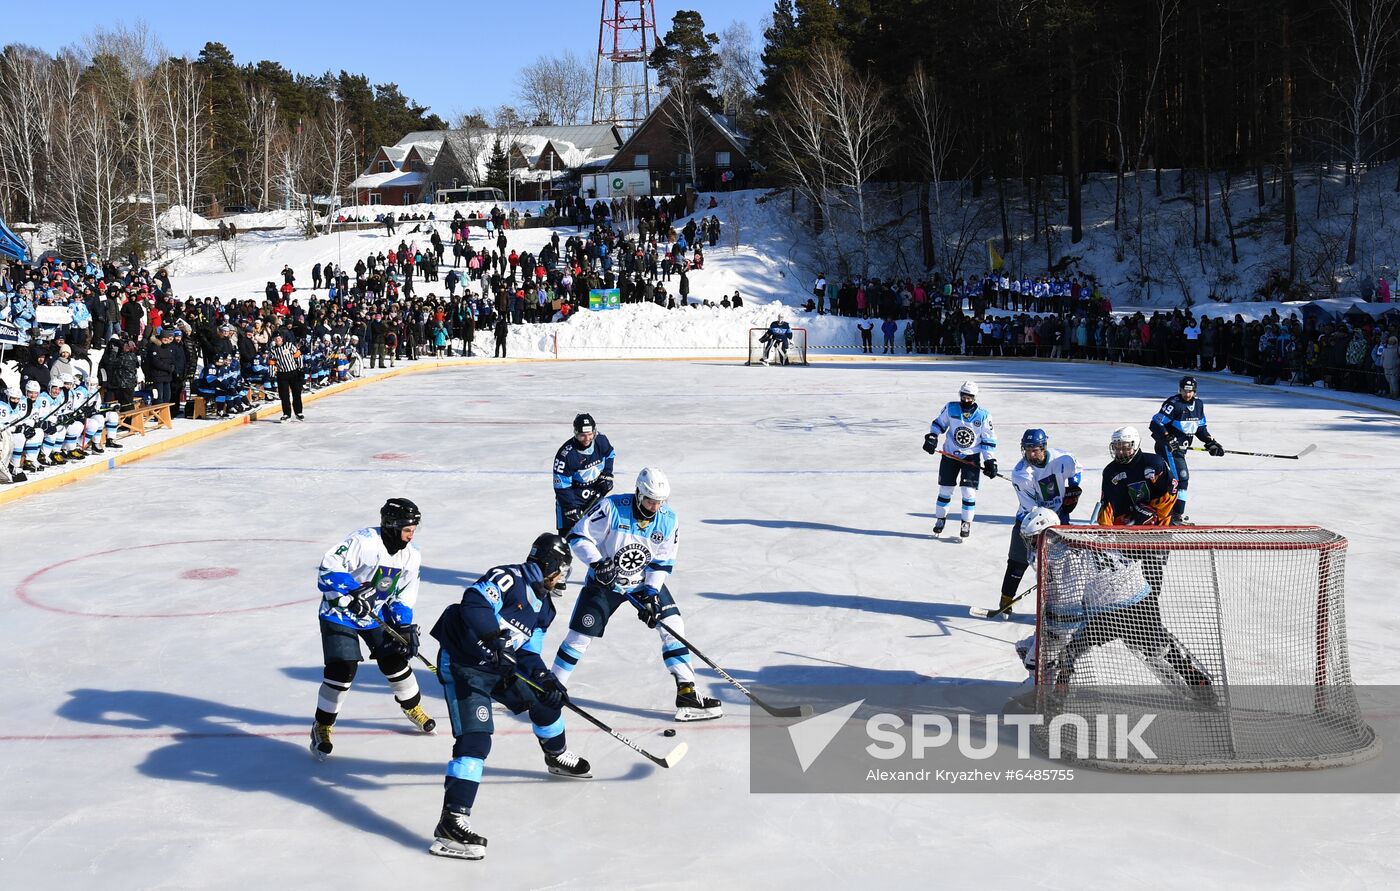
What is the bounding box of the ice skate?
[429,807,487,860]
[544,748,593,779]
[403,704,437,734]
[309,722,334,761]
[675,682,723,722]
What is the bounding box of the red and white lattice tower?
[592,0,660,130]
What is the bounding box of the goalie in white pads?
[1013,507,1212,691]
[552,467,723,721]
[995,428,1082,617]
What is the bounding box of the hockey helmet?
[959,380,979,398]
[1179,375,1197,398]
[380,497,422,532]
[1021,428,1050,466]
[1110,426,1141,464]
[25,380,41,394]
[573,412,596,435]
[1020,506,1060,542]
[634,467,670,520]
[526,532,573,593]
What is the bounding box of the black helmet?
[380,497,422,531]
[1179,375,1197,393]
[573,413,596,435]
[527,532,572,587]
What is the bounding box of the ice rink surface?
[2,358,1398,889]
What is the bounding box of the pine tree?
[484,138,509,191]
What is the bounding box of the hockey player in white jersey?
[993,428,1083,617]
[309,498,437,760]
[922,380,997,538]
[551,467,722,721]
[1012,507,1211,690]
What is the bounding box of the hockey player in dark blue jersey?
[427,532,587,861]
[553,412,616,536]
[1149,376,1223,523]
[1095,426,1178,528]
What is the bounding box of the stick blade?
[658,741,689,768]
[1295,443,1317,459]
[762,703,815,718]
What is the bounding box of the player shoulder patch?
[651,530,664,543]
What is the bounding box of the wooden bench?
[246,382,271,404]
[117,402,174,438]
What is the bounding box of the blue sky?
[3,1,768,120]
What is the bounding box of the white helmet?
[959,380,979,398]
[25,380,40,394]
[636,467,670,502]
[59,373,75,386]
[1110,426,1141,463]
[1020,506,1060,542]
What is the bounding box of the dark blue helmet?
[1021,428,1049,450]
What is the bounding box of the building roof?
[604,92,752,172]
[398,124,622,180]
[350,170,427,191]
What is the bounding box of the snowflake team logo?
[952,426,977,449]
[475,706,490,723]
[581,613,596,628]
[614,543,651,576]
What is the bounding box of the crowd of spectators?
[838,287,1400,399]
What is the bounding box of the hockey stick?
[377,619,687,768]
[512,671,688,769]
[624,592,814,719]
[969,583,1035,619]
[1187,443,1316,460]
[938,449,1011,483]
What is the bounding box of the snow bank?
[157,205,216,233]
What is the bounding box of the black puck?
[663,728,677,737]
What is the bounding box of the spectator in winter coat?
[857,318,874,354]
[493,315,509,358]
[881,318,898,354]
[1383,335,1400,397]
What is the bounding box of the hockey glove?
[481,629,518,671]
[530,669,566,708]
[634,586,662,628]
[1205,440,1225,457]
[922,433,939,455]
[382,621,420,659]
[983,458,999,478]
[1061,484,1082,515]
[590,557,618,584]
[595,473,614,496]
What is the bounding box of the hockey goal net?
[746,327,808,366]
[1031,525,1379,771]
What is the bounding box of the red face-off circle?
[180,567,240,580]
[16,539,319,618]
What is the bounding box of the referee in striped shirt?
[269,332,305,421]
